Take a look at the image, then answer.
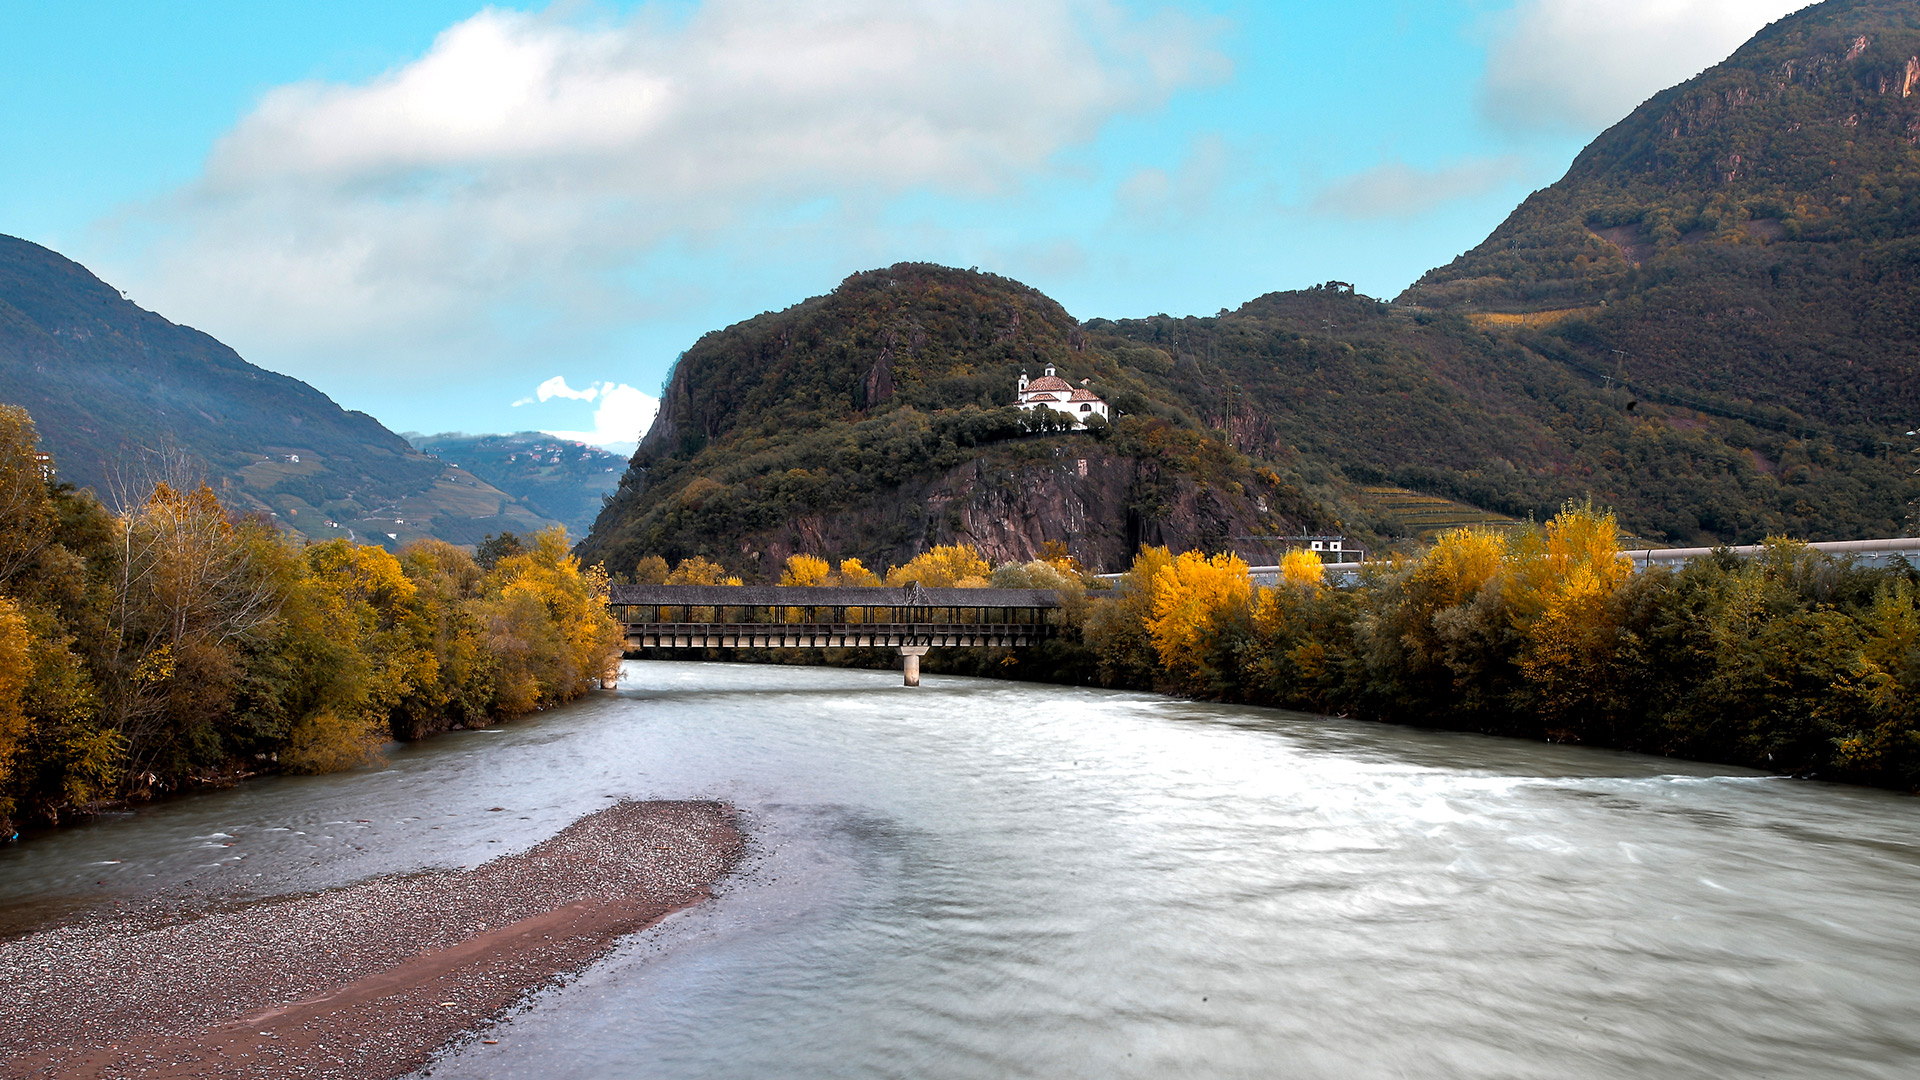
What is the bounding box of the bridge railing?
[621,621,1051,650]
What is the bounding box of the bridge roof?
[608,584,1063,608]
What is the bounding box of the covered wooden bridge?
[607,582,1063,685]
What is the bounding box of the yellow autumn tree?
[837,557,883,587]
[479,527,624,713]
[1507,500,1631,624]
[0,599,29,797]
[1146,550,1252,680]
[1412,527,1509,610]
[1086,545,1175,686]
[1278,547,1324,589]
[1037,539,1081,576]
[1512,502,1635,730]
[887,544,991,588]
[632,554,670,585]
[282,539,438,772]
[667,555,742,586]
[780,553,832,586]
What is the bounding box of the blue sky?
[0,0,1809,450]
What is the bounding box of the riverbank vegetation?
[671,508,1920,791]
[0,406,623,832]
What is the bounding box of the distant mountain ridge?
[409,431,624,538]
[0,234,561,547]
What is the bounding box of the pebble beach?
[0,800,744,1079]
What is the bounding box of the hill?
[1408,0,1920,434]
[579,264,1328,576]
[409,431,625,537]
[0,234,561,547]
[1097,282,1911,544]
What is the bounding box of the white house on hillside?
[1015,365,1109,429]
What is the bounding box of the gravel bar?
[0,800,744,1079]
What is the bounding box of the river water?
[4,661,1919,1078]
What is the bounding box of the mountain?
[584,0,1920,570]
[1409,0,1920,433]
[578,264,1327,576]
[409,431,625,537]
[1096,280,1910,545]
[0,234,561,547]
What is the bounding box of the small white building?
[1288,535,1367,563]
[1015,364,1110,429]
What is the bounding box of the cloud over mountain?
[1479,0,1813,132]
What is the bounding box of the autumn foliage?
[1071,501,1920,790]
[0,405,624,831]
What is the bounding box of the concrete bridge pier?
[899,645,931,687]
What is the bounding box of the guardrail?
[1624,537,1920,569]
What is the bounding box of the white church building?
[1015,365,1110,429]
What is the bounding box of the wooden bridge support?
[899,646,930,687]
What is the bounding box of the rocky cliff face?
[734,445,1286,575]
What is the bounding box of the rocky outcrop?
[737,444,1288,575]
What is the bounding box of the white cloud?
[1480,0,1814,132]
[540,382,659,456]
[119,0,1224,369]
[513,375,601,406]
[1310,156,1525,220]
[513,377,659,454]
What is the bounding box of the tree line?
[713,507,1920,791]
[0,406,623,834]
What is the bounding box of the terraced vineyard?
[1356,486,1520,541]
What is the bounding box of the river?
[3,661,1918,1078]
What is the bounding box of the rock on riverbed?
[0,800,744,1079]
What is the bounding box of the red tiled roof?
[1023,375,1072,392]
[1068,388,1102,402]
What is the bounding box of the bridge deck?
[610,583,1062,656]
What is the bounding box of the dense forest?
[1102,284,1914,545]
[0,406,622,835]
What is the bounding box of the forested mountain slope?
[579,265,1326,576]
[0,235,559,547]
[1408,0,1920,432]
[1102,284,1911,544]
